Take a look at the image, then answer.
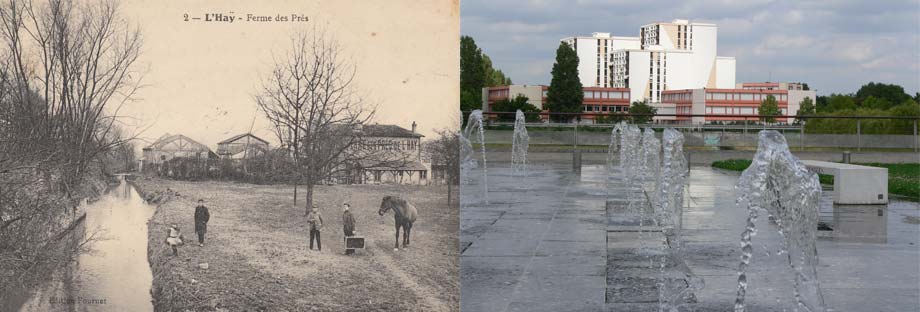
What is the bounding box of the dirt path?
[371,240,451,311]
[137,177,458,311]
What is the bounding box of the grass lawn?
[711,159,919,201]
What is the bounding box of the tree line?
[460,36,512,112]
[797,82,919,134]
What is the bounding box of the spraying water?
[655,128,703,312]
[642,127,662,194]
[733,130,825,312]
[607,121,625,173]
[461,110,489,205]
[511,110,529,177]
[620,124,642,181]
[656,128,686,250]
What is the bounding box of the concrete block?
[802,160,888,204]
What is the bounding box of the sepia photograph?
[0,0,459,311]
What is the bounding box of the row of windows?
[585,90,628,99]
[704,106,788,115]
[676,24,692,50]
[583,105,629,112]
[707,92,787,102]
[489,89,509,98]
[662,92,692,102]
[539,90,628,100]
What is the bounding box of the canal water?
[20,176,156,312]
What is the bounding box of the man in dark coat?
[342,203,356,255]
[307,204,324,251]
[194,199,210,247]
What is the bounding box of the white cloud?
[488,21,558,34]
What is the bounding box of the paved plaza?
[460,157,920,312]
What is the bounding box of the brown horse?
[378,196,418,250]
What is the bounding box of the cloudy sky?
[461,0,920,95]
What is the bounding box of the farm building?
[143,134,216,165]
[216,133,269,160]
[351,122,429,185]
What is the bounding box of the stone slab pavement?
[461,160,920,312]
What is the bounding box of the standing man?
[342,203,356,255]
[307,204,324,251]
[194,199,210,247]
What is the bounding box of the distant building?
[560,33,640,88]
[737,82,808,91]
[661,85,816,124]
[481,84,630,122]
[349,123,428,185]
[216,133,269,160]
[142,133,216,166]
[565,19,736,104]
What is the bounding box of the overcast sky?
[461,0,920,96]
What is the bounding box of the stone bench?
[801,160,888,204]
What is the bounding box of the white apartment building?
[560,33,640,88]
[566,19,736,105]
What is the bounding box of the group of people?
[166,199,358,256]
[306,202,357,255]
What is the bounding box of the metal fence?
[464,111,920,152]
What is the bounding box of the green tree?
[545,42,583,122]
[855,82,911,106]
[885,100,920,134]
[758,94,781,123]
[628,100,657,124]
[795,96,815,123]
[491,95,541,122]
[461,36,514,112]
[826,94,857,112]
[861,95,893,110]
[461,89,483,112]
[460,36,485,111]
[482,55,512,86]
[816,95,829,112]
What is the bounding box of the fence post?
[800,120,805,152]
[743,118,748,135]
[856,118,861,152]
[914,119,918,153]
[574,119,578,150]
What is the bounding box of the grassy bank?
[711,159,919,200]
[137,177,458,311]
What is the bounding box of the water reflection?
[818,192,888,244]
[21,176,156,312]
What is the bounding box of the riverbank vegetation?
[0,0,142,307]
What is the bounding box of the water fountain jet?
[733,130,825,312]
[511,110,529,177]
[461,110,489,205]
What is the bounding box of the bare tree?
[0,0,142,302]
[428,128,461,205]
[257,27,385,214]
[0,0,142,191]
